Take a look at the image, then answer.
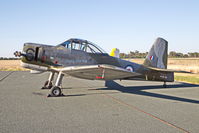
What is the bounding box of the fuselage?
[20,38,174,82]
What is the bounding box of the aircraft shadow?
[98,80,199,104]
[60,92,119,97]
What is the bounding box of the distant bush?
[120,51,199,58]
[0,57,20,60]
[120,51,148,58]
[168,51,199,58]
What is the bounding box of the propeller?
[14,50,34,61]
[14,51,23,57]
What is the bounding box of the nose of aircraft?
[23,43,36,61]
[14,43,40,61]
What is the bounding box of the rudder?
[143,37,168,69]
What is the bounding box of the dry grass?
[129,58,199,73]
[168,58,199,73]
[128,58,199,84]
[0,60,27,71]
[174,73,199,84]
[126,58,145,65]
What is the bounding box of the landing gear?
[163,81,167,88]
[41,81,53,89]
[41,72,55,89]
[48,71,64,97]
[50,86,62,97]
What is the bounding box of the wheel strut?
[41,72,55,89]
[49,71,64,97]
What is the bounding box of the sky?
[0,0,199,57]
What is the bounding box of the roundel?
[25,48,35,61]
[125,65,134,72]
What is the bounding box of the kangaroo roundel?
[125,65,134,72]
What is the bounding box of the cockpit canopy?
[58,38,107,54]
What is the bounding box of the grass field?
[129,58,199,84]
[0,59,199,84]
[129,58,199,73]
[0,60,26,71]
[174,73,199,84]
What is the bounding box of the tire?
[50,86,62,97]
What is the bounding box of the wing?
[52,64,141,80]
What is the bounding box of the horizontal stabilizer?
[148,67,193,73]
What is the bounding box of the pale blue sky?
[0,0,199,57]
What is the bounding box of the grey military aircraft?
[14,38,183,97]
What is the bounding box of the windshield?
[58,39,107,54]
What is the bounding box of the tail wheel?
[50,86,62,97]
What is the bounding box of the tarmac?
[0,71,199,133]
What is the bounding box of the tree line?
[0,57,20,60]
[119,51,199,58]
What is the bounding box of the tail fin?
[110,48,120,58]
[143,38,168,69]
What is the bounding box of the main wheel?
[50,86,62,97]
